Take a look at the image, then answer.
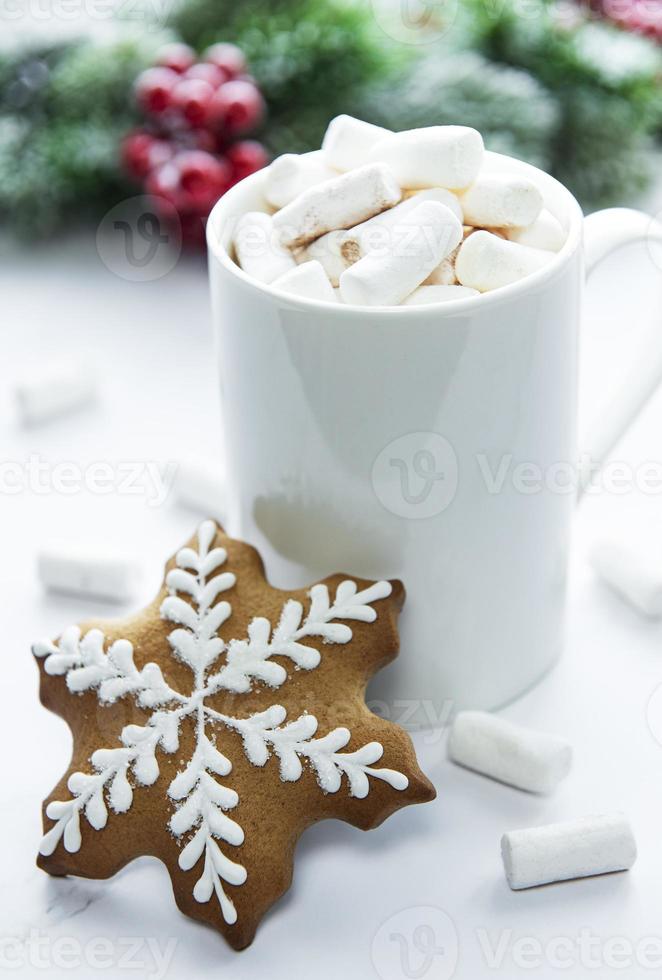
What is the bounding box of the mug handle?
[579,208,662,494]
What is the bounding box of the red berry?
[146,161,186,210]
[147,139,174,172]
[193,128,218,153]
[185,62,228,88]
[171,77,215,128]
[134,66,179,115]
[121,131,173,179]
[203,42,246,79]
[206,80,265,135]
[156,42,196,74]
[226,140,269,183]
[121,131,152,178]
[175,149,232,209]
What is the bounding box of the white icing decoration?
[34,521,404,927]
[216,706,409,799]
[208,578,392,695]
[33,627,178,707]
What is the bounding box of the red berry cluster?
[590,0,662,39]
[122,42,269,245]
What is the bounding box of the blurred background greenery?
[0,0,660,238]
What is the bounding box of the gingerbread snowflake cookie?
[34,521,435,949]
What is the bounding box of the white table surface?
[1,222,662,980]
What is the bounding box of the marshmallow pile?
[231,115,566,307]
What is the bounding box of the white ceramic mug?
[207,151,662,725]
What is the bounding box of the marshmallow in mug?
[507,208,566,252]
[367,125,484,190]
[422,225,481,287]
[339,200,463,307]
[231,117,567,303]
[272,162,402,249]
[297,229,349,286]
[272,260,337,303]
[460,174,544,229]
[233,211,296,284]
[321,114,391,172]
[340,187,463,263]
[456,230,554,293]
[423,256,457,286]
[264,154,338,210]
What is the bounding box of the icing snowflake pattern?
[34,521,407,926]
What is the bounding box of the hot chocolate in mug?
[207,150,662,725]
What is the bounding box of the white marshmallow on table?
[460,174,544,229]
[272,163,402,249]
[367,126,484,191]
[455,230,553,292]
[501,814,637,890]
[507,208,566,252]
[403,285,479,306]
[448,710,572,793]
[340,188,462,263]
[15,359,96,426]
[321,114,390,172]
[264,154,337,210]
[175,457,227,520]
[339,201,462,307]
[297,230,349,286]
[37,543,139,602]
[590,537,662,618]
[272,260,337,303]
[233,211,296,284]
